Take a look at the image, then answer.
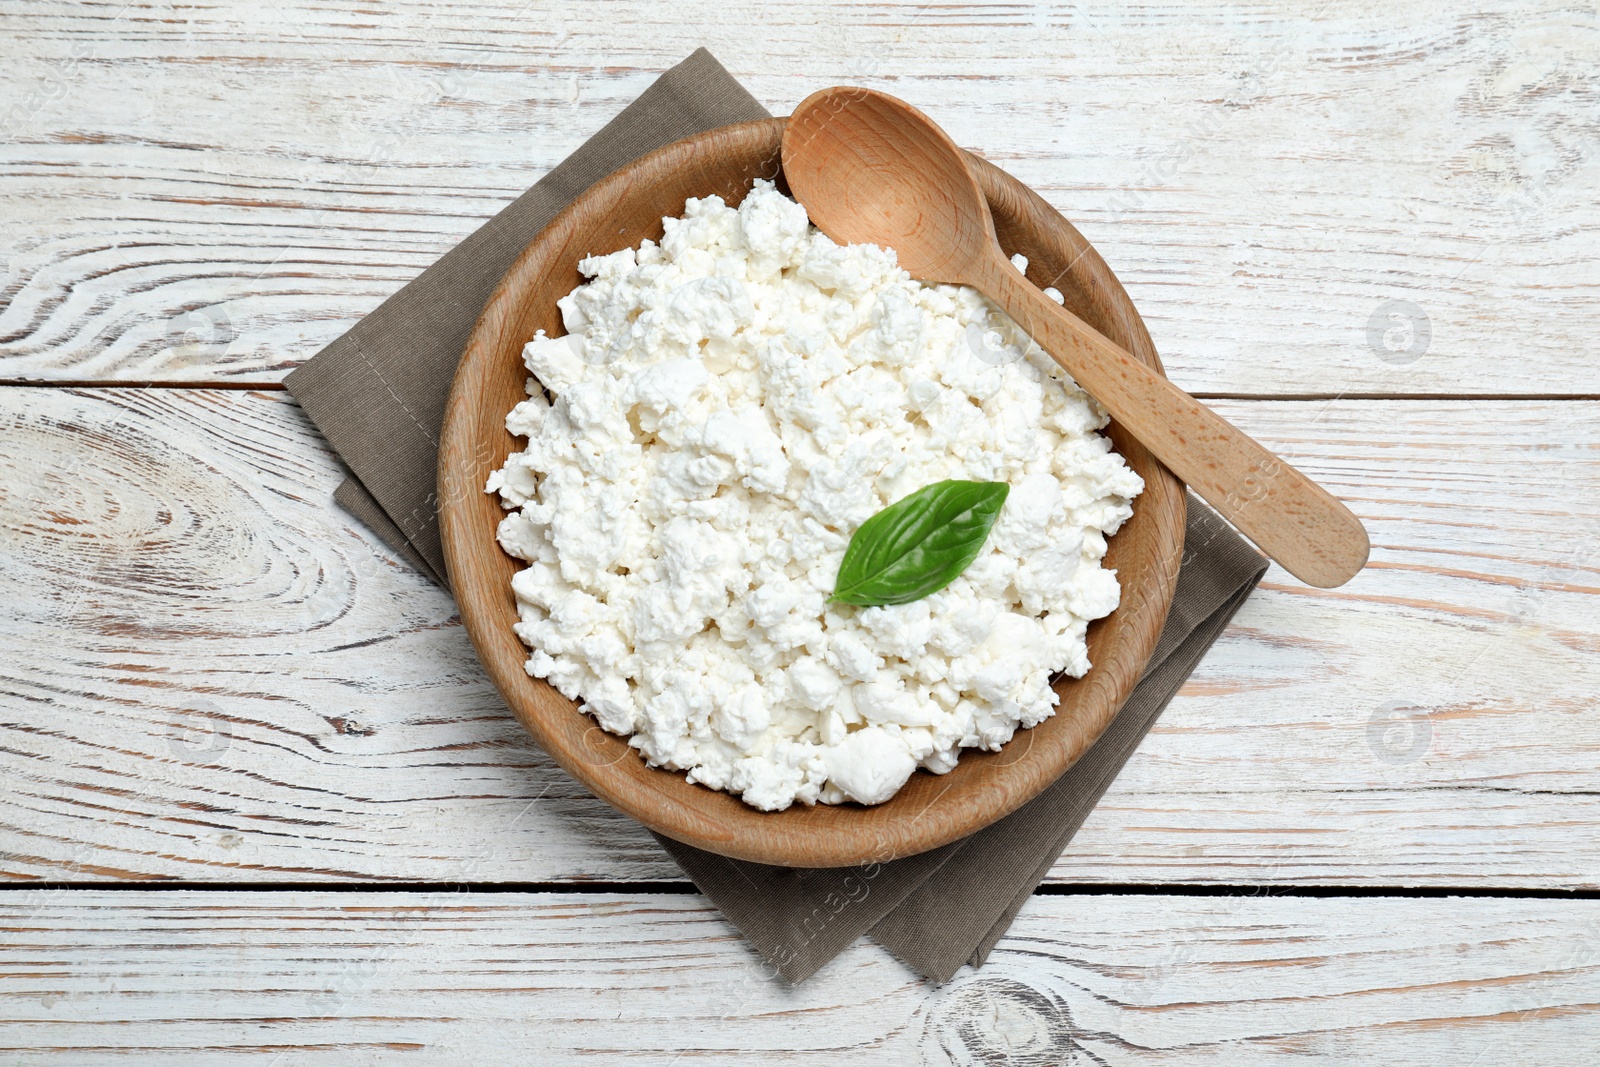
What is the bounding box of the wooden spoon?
[782,87,1369,588]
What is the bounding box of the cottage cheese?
[487,181,1143,811]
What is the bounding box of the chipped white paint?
[1,892,1597,1063]
[0,0,1596,391]
[1,389,1595,887]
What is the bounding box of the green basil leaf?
[830,480,1010,607]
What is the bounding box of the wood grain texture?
[4,1,1596,1049]
[1,388,1596,886]
[439,118,1185,866]
[0,891,1597,1062]
[2,0,1596,393]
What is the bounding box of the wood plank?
[0,891,1596,1062]
[1,388,1596,886]
[2,0,1597,392]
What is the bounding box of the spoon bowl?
[783,89,992,283]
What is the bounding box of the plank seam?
[4,882,1597,899]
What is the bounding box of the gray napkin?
[285,48,1267,984]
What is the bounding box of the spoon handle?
[981,259,1369,588]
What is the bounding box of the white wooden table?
[3,1,1598,1061]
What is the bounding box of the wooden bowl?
[439,118,1185,867]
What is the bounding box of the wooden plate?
[439,118,1185,867]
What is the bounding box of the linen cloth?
[285,48,1268,983]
